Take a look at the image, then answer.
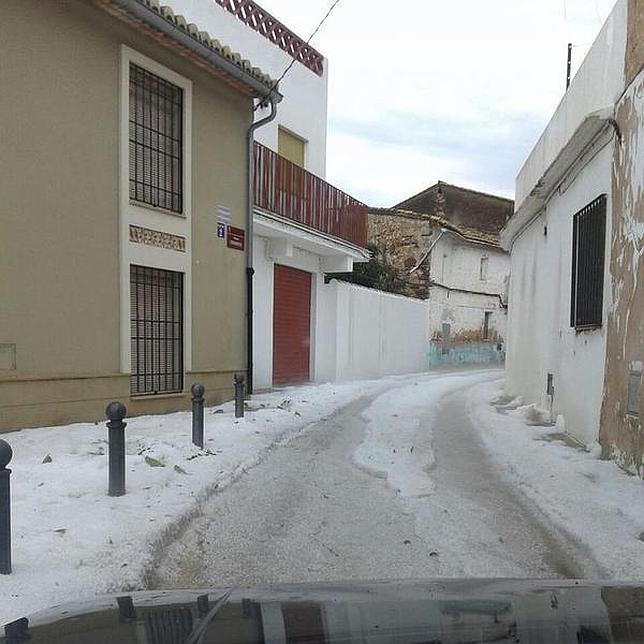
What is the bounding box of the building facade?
[369,182,512,365]
[168,0,328,177]
[502,0,643,465]
[1,0,371,432]
[424,229,509,365]
[0,0,278,430]
[169,0,370,391]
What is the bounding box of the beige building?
[0,0,280,431]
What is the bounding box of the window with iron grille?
[130,265,184,395]
[570,195,606,328]
[129,63,183,213]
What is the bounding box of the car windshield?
[1,0,643,642]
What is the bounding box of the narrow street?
[151,370,601,588]
[416,388,601,578]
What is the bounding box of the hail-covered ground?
[3,367,644,626]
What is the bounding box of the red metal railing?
[253,142,367,248]
[215,0,324,76]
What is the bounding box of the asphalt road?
[150,373,600,588]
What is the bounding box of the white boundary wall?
[318,281,429,381]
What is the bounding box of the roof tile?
[112,0,277,90]
[368,207,502,248]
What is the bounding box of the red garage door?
[273,264,311,385]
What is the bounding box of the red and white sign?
[226,226,245,251]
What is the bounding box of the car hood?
[4,578,644,643]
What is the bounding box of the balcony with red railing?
[253,142,368,249]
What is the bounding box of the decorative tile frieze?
[129,225,186,252]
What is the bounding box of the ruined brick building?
[369,181,514,364]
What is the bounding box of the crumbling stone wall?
[625,0,644,86]
[367,212,432,300]
[599,14,644,473]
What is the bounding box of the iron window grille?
[130,265,184,396]
[570,195,606,329]
[129,63,183,213]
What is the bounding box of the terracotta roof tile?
[368,207,502,248]
[95,0,278,94]
[143,0,276,86]
[395,181,513,235]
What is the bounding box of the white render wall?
[167,0,328,176]
[319,281,429,381]
[515,0,626,209]
[428,234,509,340]
[505,142,614,446]
[428,289,507,342]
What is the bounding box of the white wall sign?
[216,205,231,240]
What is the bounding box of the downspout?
[246,99,278,394]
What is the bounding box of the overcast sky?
[258,0,616,206]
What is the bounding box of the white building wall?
[315,277,338,382]
[252,237,274,390]
[428,289,507,341]
[505,142,614,446]
[429,234,509,341]
[167,0,328,176]
[515,1,626,208]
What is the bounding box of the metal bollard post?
[234,374,245,419]
[0,439,13,575]
[191,383,205,448]
[106,402,127,497]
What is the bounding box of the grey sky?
[259,0,616,206]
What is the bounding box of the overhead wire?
[593,0,603,26]
[561,0,599,87]
[254,0,343,110]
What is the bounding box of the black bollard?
[234,374,245,419]
[191,383,205,448]
[0,439,12,575]
[106,402,127,497]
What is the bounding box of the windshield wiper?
[184,589,233,644]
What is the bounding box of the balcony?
[253,142,368,249]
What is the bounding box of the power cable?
[593,0,603,26]
[255,0,343,109]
